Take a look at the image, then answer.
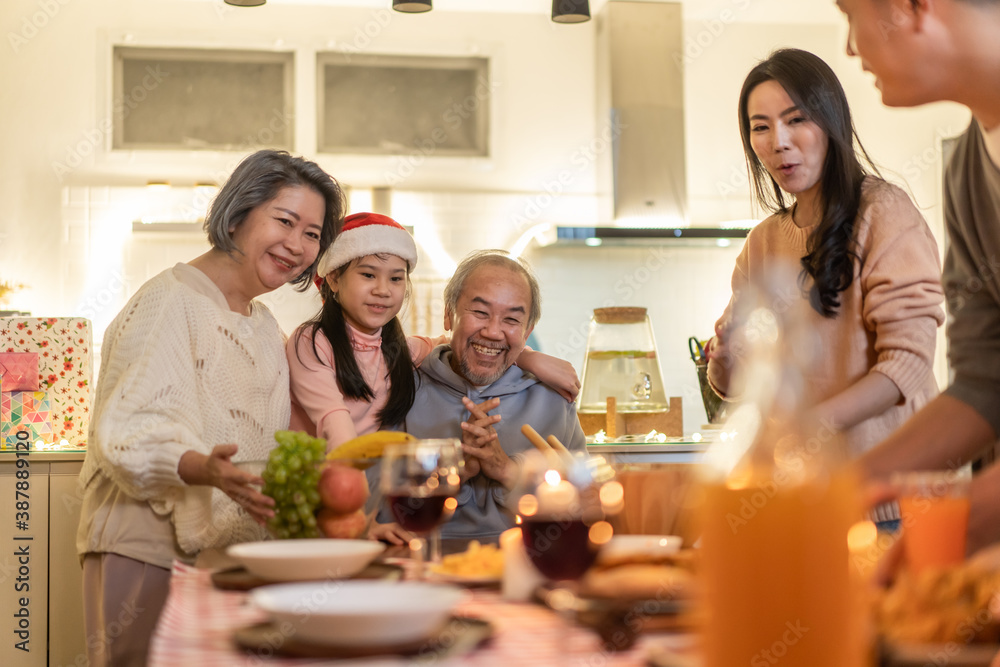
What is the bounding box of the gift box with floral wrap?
[0,317,93,449]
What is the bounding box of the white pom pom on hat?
[316,212,417,278]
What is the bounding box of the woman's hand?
[368,520,415,546]
[808,373,902,433]
[178,444,275,525]
[706,313,734,362]
[705,313,737,396]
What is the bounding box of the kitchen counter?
[587,439,707,464]
[0,449,86,462]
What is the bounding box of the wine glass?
[514,450,615,582]
[380,438,463,579]
[515,452,633,645]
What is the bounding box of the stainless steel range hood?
[538,1,750,249]
[556,226,749,246]
[596,0,686,226]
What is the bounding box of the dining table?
[146,540,692,667]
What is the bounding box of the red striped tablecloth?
[148,561,667,667]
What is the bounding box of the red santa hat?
[316,212,417,278]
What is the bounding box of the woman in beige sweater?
[78,150,345,666]
[706,49,945,455]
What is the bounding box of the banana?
[327,430,416,462]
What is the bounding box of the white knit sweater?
[78,264,290,556]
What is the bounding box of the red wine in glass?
[388,493,453,533]
[521,517,599,580]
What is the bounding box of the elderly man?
[403,249,586,541]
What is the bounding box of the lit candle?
[534,474,579,516]
[500,527,545,602]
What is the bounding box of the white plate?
[227,539,384,582]
[599,535,683,562]
[251,580,465,646]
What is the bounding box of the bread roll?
[581,564,694,601]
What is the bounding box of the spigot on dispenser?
[631,372,652,401]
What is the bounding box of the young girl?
[286,212,579,540]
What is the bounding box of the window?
[113,47,294,151]
[317,53,489,156]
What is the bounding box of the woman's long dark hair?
[738,48,881,317]
[295,257,416,430]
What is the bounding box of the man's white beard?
[458,353,509,386]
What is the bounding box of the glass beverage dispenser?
[578,307,668,415]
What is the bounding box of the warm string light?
[30,438,72,450]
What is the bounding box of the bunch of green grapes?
[262,430,326,539]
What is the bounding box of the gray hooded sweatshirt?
[397,345,586,540]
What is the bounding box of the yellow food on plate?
[432,541,504,579]
[877,562,1000,644]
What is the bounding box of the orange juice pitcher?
[697,280,869,667]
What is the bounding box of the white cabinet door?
[0,456,49,667]
[49,462,85,667]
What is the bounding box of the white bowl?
[251,581,465,646]
[227,539,385,582]
[600,534,683,561]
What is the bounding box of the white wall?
[0,0,970,429]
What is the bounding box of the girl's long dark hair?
[296,260,416,430]
[738,48,881,317]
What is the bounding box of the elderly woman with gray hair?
[76,150,345,667]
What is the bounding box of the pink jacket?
[286,323,444,448]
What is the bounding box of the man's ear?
[877,0,923,31]
[444,309,453,332]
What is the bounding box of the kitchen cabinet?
[0,451,85,667]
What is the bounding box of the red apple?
[318,463,370,514]
[317,508,368,539]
